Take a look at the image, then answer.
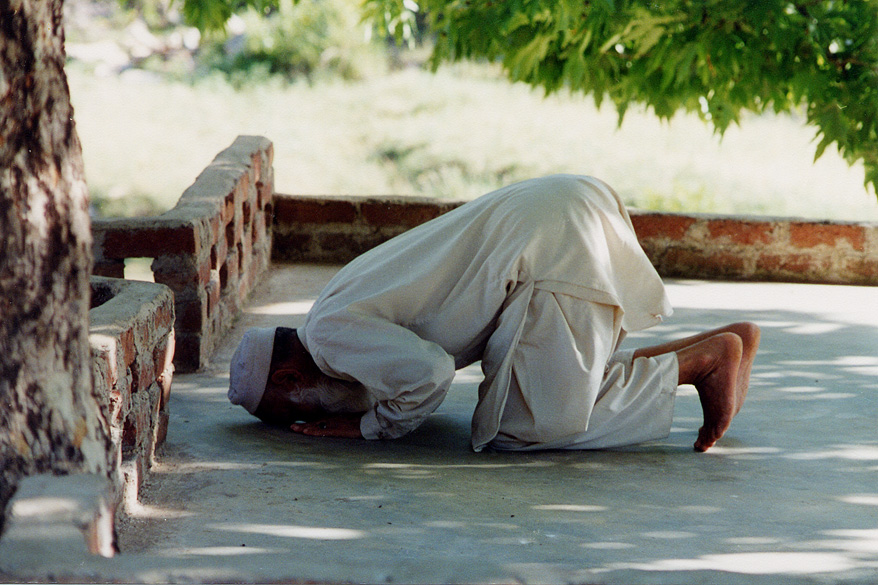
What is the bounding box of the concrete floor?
[7,264,878,584]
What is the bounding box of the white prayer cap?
[228,327,277,413]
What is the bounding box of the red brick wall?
[272,194,878,285]
[92,136,274,372]
[89,276,175,512]
[632,211,878,284]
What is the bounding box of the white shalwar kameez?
[298,175,679,451]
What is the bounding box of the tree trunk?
[0,0,111,523]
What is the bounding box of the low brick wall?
[632,212,878,285]
[272,194,878,286]
[92,136,274,372]
[90,276,174,515]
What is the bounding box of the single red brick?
[209,214,222,246]
[153,258,210,290]
[361,200,443,228]
[274,197,358,224]
[844,257,878,283]
[236,177,250,206]
[630,213,697,241]
[789,222,866,251]
[239,234,253,266]
[151,302,174,333]
[662,247,746,278]
[119,328,136,367]
[154,410,170,447]
[756,252,816,274]
[222,195,235,225]
[132,400,153,446]
[707,219,774,246]
[231,217,245,248]
[258,181,272,209]
[213,233,229,269]
[692,251,746,276]
[222,249,240,290]
[135,356,156,391]
[102,224,199,258]
[251,212,266,245]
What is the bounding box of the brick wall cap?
[275,193,468,207]
[90,277,174,341]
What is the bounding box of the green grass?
[68,63,878,221]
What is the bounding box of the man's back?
[301,174,670,369]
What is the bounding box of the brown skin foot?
[633,322,760,414]
[675,332,743,452]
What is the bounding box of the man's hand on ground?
[290,415,364,439]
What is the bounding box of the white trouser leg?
[489,291,678,451]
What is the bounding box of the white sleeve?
[302,311,456,440]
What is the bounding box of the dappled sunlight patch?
[360,459,554,480]
[686,445,783,459]
[724,536,786,546]
[786,445,878,461]
[822,529,878,554]
[424,520,466,529]
[210,522,365,540]
[262,459,339,470]
[833,355,878,377]
[126,500,194,520]
[758,369,841,381]
[778,385,825,393]
[333,494,386,503]
[581,541,636,550]
[173,461,264,472]
[642,531,697,540]
[170,545,288,556]
[838,494,878,506]
[247,300,315,316]
[532,504,607,513]
[781,392,858,401]
[781,322,844,335]
[619,551,861,574]
[676,505,723,514]
[363,460,554,471]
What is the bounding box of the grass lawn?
[68,64,878,221]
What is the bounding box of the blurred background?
[64,0,878,221]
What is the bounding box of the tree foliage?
[364,0,878,197]
[176,0,878,197]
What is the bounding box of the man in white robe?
[229,175,760,452]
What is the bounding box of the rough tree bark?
[0,0,111,523]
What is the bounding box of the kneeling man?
[229,175,759,452]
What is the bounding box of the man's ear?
[270,364,304,386]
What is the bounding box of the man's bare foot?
[676,333,743,452]
[634,321,760,416]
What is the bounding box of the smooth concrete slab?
[3,264,877,584]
